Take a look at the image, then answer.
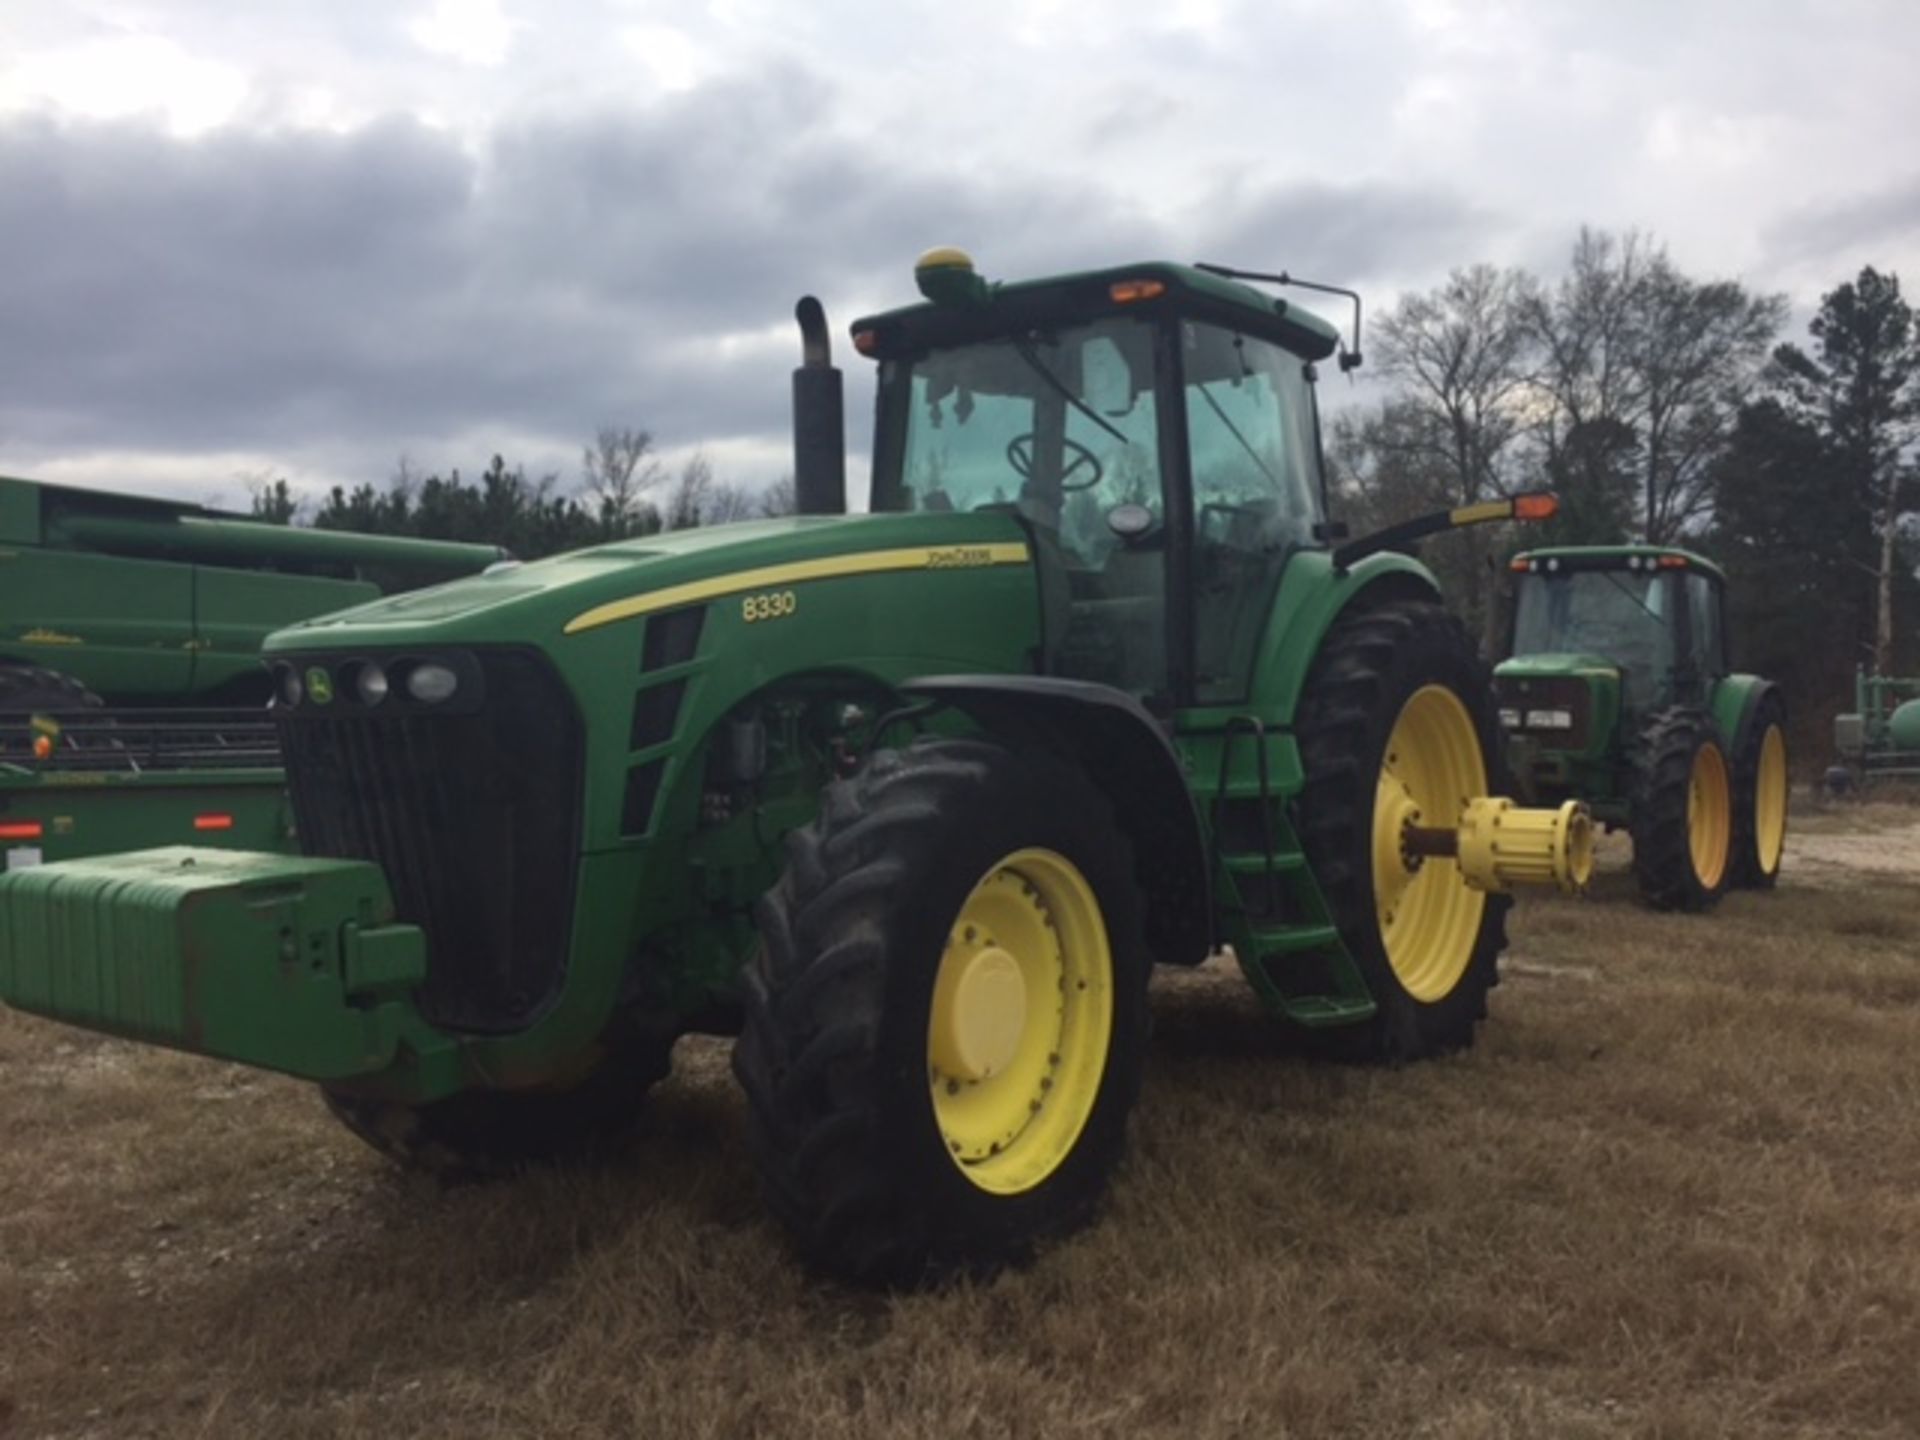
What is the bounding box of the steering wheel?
[1006,433,1105,492]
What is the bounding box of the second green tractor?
[0,250,1591,1286]
[1496,546,1789,911]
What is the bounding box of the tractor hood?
[1493,653,1620,683]
[265,510,1036,652]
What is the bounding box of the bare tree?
[581,426,665,534]
[1525,229,1784,543]
[704,483,757,525]
[1374,263,1540,506]
[663,452,714,530]
[1632,260,1786,541]
[758,474,798,518]
[1363,264,1540,651]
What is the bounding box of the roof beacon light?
[914,247,989,307]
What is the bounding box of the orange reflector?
[1513,492,1559,521]
[193,813,235,832]
[1110,278,1167,304]
[31,734,53,760]
[1657,553,1689,569]
[0,821,44,840]
[851,329,878,356]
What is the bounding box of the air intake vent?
[629,678,686,751]
[643,606,705,671]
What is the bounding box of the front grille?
[277,650,584,1033]
[1494,675,1594,749]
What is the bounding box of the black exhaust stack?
[792,296,846,516]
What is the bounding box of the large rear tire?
[733,736,1150,1287]
[1728,694,1788,890]
[1630,708,1731,912]
[1293,598,1511,1062]
[320,1019,672,1177]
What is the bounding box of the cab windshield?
[885,316,1161,554]
[1513,570,1675,707]
[881,317,1169,696]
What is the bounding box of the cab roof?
[1513,544,1727,585]
[849,260,1344,364]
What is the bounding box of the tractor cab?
[855,250,1343,709]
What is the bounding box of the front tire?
[1630,708,1732,912]
[1293,598,1511,1062]
[733,736,1150,1287]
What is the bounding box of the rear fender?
[900,675,1212,967]
[1712,674,1782,758]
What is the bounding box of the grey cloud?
[1196,180,1501,291]
[1763,176,1920,271]
[0,71,1487,496]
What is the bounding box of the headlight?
[406,662,460,704]
[276,664,304,708]
[1525,708,1574,730]
[355,661,390,706]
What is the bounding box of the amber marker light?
[1510,557,1532,572]
[1657,553,1690,568]
[1513,492,1559,521]
[31,734,53,760]
[193,813,235,832]
[1109,278,1167,303]
[852,329,878,356]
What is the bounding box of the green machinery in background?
[1832,668,1920,785]
[0,475,505,864]
[1496,546,1788,911]
[0,251,1592,1286]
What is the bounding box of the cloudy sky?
[4,0,1918,512]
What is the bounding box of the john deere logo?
[306,666,334,704]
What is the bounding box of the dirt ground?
[2,799,1917,1439]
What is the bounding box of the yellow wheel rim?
[928,848,1112,1196]
[1372,685,1489,1004]
[1754,723,1787,874]
[1687,743,1731,889]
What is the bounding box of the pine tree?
[1771,267,1919,672]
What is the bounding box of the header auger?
[0,249,1586,1285]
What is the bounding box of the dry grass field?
[4,801,1918,1439]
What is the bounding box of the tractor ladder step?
[1219,850,1308,876]
[1244,922,1342,955]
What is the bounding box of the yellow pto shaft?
[1403,797,1594,894]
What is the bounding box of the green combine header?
[0,474,505,864]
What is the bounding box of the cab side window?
[1686,573,1725,676]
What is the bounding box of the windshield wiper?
[1011,334,1126,444]
[1195,380,1283,492]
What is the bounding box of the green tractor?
[1496,546,1788,910]
[0,251,1591,1285]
